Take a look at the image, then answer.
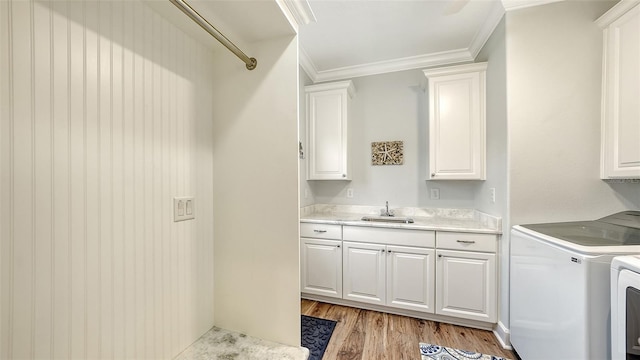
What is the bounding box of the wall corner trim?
[493,321,512,350]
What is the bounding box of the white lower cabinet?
[386,245,435,313]
[300,223,343,299]
[342,241,436,312]
[301,223,498,326]
[342,241,386,305]
[300,238,343,298]
[435,249,496,323]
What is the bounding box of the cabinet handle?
[456,240,476,244]
[387,250,392,253]
[337,245,341,248]
[313,229,327,233]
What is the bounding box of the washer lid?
[598,211,640,230]
[521,217,640,247]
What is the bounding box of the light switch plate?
[174,197,195,222]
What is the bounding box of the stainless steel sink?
[361,216,414,224]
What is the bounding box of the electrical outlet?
[430,188,440,200]
[490,188,496,203]
[347,188,354,198]
[174,197,195,222]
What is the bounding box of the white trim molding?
[493,321,512,350]
[282,0,316,27]
[501,0,564,12]
[469,1,506,59]
[596,0,640,28]
[309,49,474,83]
[299,46,319,82]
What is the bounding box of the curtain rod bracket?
[246,58,257,71]
[170,0,258,71]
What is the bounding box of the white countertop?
[301,204,502,234]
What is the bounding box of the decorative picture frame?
[371,141,404,165]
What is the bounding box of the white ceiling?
[298,0,557,82]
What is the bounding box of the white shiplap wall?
[0,1,215,359]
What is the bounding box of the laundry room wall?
[506,0,638,227]
[211,34,301,347]
[0,1,215,358]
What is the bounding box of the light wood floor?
[301,299,515,360]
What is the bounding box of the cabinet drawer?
[436,232,497,253]
[343,226,435,248]
[300,223,342,240]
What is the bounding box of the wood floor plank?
[361,311,388,360]
[318,304,360,360]
[301,300,515,359]
[335,308,367,360]
[301,299,317,314]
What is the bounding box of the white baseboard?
[493,321,512,350]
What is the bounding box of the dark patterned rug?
[301,315,337,360]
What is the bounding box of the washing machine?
[611,255,640,360]
[511,211,640,360]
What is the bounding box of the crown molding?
[299,0,510,83]
[501,0,563,12]
[299,46,319,82]
[309,49,473,83]
[596,0,640,28]
[282,0,316,27]
[468,1,506,59]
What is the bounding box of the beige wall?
[507,0,637,227]
[211,35,300,347]
[0,1,215,358]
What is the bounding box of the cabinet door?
[343,241,386,305]
[424,63,486,180]
[300,238,342,298]
[601,4,640,178]
[386,246,435,313]
[306,81,354,180]
[435,249,496,323]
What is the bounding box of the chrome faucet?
[381,201,394,217]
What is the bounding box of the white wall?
[507,0,638,226]
[211,35,300,347]
[0,1,215,359]
[303,69,484,209]
[475,17,510,334]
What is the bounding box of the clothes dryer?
[611,255,640,360]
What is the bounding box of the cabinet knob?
[431,173,436,177]
[387,250,392,253]
[438,254,442,258]
[337,245,341,248]
[380,249,385,253]
[342,174,346,178]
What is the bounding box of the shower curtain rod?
[169,0,257,70]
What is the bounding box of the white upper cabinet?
[305,81,355,180]
[423,63,487,180]
[597,2,640,179]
